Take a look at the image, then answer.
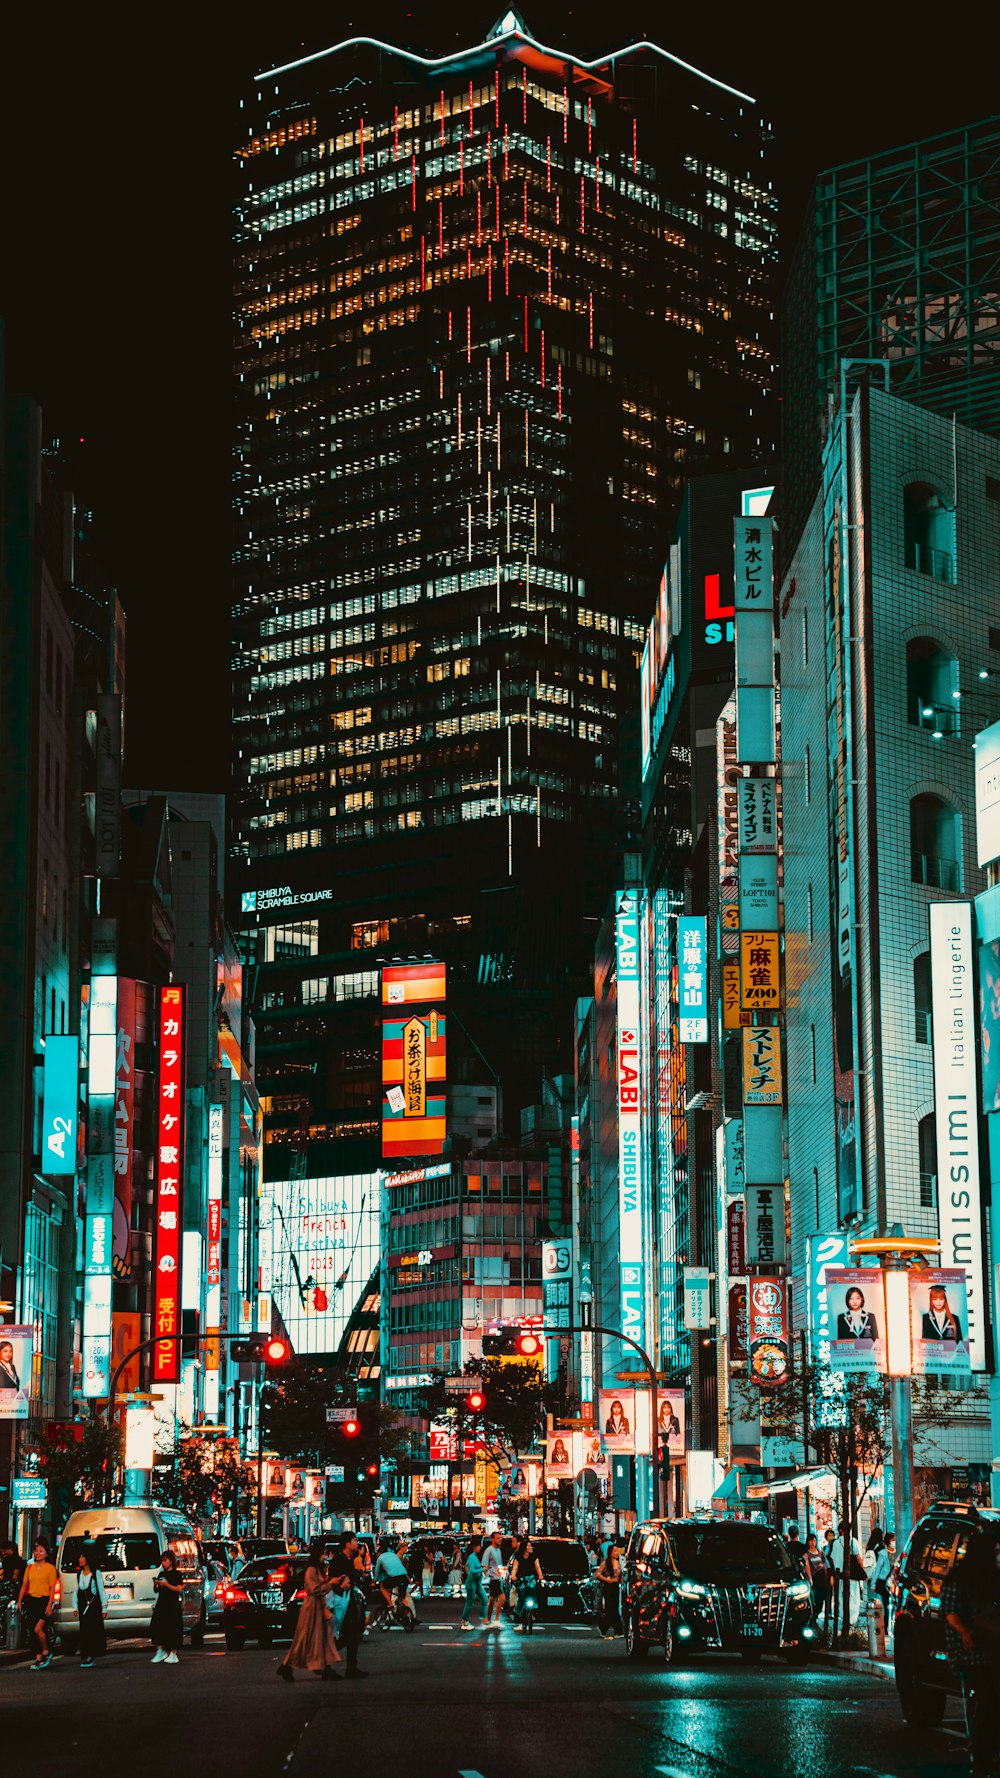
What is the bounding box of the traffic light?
[515,1331,543,1359]
[465,1387,487,1414]
[482,1324,545,1360]
[341,1416,360,1438]
[231,1333,292,1367]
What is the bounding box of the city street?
[0,1601,972,1778]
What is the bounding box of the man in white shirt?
[482,1531,506,1629]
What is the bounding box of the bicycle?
[369,1587,417,1634]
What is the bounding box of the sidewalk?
[821,1641,894,1681]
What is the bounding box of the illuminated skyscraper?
[232,15,777,1175]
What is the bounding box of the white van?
[54,1505,204,1650]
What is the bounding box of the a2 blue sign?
[41,1036,79,1176]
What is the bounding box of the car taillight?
[291,1589,306,1603]
[214,1583,226,1601]
[224,1586,251,1604]
[268,1567,290,1585]
[52,1577,62,1606]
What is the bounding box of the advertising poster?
[729,1284,748,1363]
[910,1268,971,1376]
[979,936,1000,1113]
[722,961,750,1030]
[381,961,447,1160]
[546,1432,576,1478]
[826,1268,887,1373]
[740,931,780,1012]
[747,1276,789,1388]
[745,1184,786,1267]
[0,1326,33,1419]
[599,1389,635,1455]
[742,1026,783,1105]
[581,1433,608,1479]
[657,1388,685,1454]
[931,903,986,1369]
[678,916,709,1043]
[727,1198,746,1276]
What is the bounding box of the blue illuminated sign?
[41,1035,79,1176]
[678,916,709,1043]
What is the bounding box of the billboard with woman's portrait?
[0,1326,34,1419]
[910,1268,970,1375]
[599,1388,635,1454]
[826,1269,886,1373]
[546,1433,576,1478]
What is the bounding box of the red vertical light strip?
[477,189,482,246]
[153,984,184,1384]
[563,84,568,142]
[447,310,453,341]
[589,290,594,349]
[504,125,509,181]
[587,99,592,154]
[421,235,426,291]
[440,90,445,147]
[469,79,474,135]
[557,362,563,419]
[595,156,601,212]
[487,129,492,186]
[580,175,585,233]
[394,105,399,161]
[546,137,551,192]
[547,246,552,301]
[505,350,510,383]
[555,193,560,227]
[522,66,527,123]
[466,246,472,281]
[459,137,464,195]
[632,117,637,173]
[523,179,528,236]
[438,201,444,258]
[495,69,500,127]
[466,306,472,364]
[487,242,493,301]
[504,236,510,295]
[495,181,500,238]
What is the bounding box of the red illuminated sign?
[153,985,185,1383]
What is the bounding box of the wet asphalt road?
[0,1601,973,1778]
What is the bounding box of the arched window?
[910,794,961,892]
[918,1115,937,1208]
[913,952,933,1044]
[903,482,956,583]
[906,638,959,736]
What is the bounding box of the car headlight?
[676,1581,709,1599]
[786,1581,811,1601]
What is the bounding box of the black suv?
[622,1518,816,1664]
[893,1500,1000,1726]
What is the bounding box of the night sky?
[2,5,995,788]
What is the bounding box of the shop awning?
[712,1467,764,1506]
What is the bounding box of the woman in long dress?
[150,1548,185,1664]
[278,1540,340,1682]
[77,1542,107,1667]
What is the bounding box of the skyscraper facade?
[232,15,777,1178]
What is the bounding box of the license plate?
[105,1586,132,1603]
[547,1595,564,1606]
[260,1590,283,1608]
[743,1623,764,1638]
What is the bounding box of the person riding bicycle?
[508,1536,544,1631]
[373,1540,410,1620]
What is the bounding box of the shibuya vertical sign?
[930,904,986,1370]
[153,986,185,1384]
[616,889,645,1347]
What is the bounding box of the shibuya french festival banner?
[599,1388,636,1455]
[910,1268,970,1376]
[826,1268,886,1374]
[0,1326,33,1419]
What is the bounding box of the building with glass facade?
[232,15,777,1179]
[782,115,1000,558]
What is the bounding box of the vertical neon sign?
[153,985,185,1383]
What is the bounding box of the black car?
[893,1500,1000,1726]
[223,1554,309,1649]
[622,1518,816,1663]
[508,1538,594,1623]
[223,1554,367,1651]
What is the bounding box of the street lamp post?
[850,1231,940,1552]
[539,1323,665,1518]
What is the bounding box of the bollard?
[867,1593,886,1659]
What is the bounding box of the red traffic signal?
[365,1462,379,1478]
[264,1336,291,1368]
[341,1417,360,1438]
[465,1388,487,1414]
[515,1332,543,1358]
